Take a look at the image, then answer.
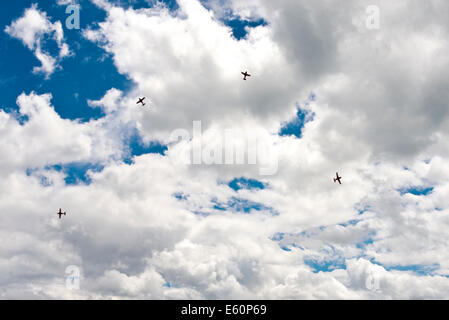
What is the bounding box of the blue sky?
[0,1,290,223]
[0,0,263,185]
[0,1,133,185]
[0,0,285,223]
[0,0,130,121]
[0,0,275,178]
[2,0,449,299]
[0,0,267,122]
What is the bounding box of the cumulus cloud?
[2,0,449,299]
[4,4,71,78]
[0,89,143,179]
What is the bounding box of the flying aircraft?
[57,208,66,219]
[136,97,146,106]
[241,71,251,80]
[333,172,342,185]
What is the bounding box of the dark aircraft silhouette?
[241,71,251,80]
[334,172,342,185]
[57,208,66,219]
[136,97,146,106]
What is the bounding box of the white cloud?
[2,0,449,299]
[5,4,71,78]
[0,90,139,174]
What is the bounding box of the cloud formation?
[1,0,449,299]
[5,4,71,78]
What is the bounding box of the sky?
[1,0,449,299]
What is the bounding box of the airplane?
[136,97,146,106]
[241,71,251,80]
[333,172,342,185]
[57,208,66,219]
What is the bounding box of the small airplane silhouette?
[241,71,251,80]
[333,172,342,185]
[136,97,146,106]
[57,208,66,219]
